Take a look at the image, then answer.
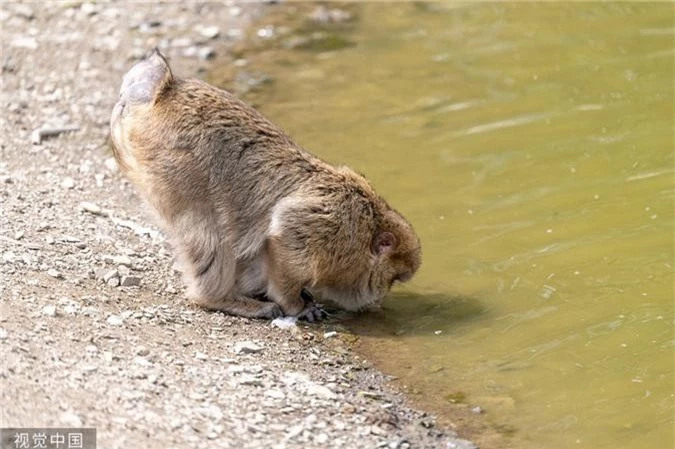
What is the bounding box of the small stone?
[306,384,336,399]
[471,406,483,414]
[198,46,216,60]
[323,331,338,339]
[101,269,118,283]
[14,4,35,20]
[107,277,120,287]
[106,315,123,326]
[104,157,118,172]
[60,411,83,427]
[136,347,150,356]
[239,377,263,387]
[195,352,208,361]
[120,276,141,287]
[197,25,220,39]
[79,201,105,216]
[309,6,352,24]
[447,439,478,449]
[0,328,8,340]
[42,305,57,317]
[47,269,62,279]
[234,341,263,355]
[171,37,193,48]
[264,389,285,400]
[61,177,75,189]
[80,2,97,16]
[11,37,38,50]
[134,356,153,367]
[14,230,24,240]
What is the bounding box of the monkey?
[109,49,421,321]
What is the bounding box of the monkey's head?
[321,208,422,311]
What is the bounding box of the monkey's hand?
[296,303,326,322]
[297,289,326,322]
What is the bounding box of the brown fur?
[110,50,421,320]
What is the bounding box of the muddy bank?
[0,2,477,449]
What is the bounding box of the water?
[214,3,674,448]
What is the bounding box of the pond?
[212,3,674,448]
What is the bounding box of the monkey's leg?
[264,238,324,322]
[197,294,283,319]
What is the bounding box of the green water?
[219,3,674,448]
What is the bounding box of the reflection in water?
[351,291,486,338]
[216,2,674,449]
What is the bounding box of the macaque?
[109,50,421,321]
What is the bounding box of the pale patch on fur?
[268,196,304,237]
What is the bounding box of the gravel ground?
[0,2,477,448]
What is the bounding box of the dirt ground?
[0,2,477,448]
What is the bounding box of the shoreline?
[0,2,477,448]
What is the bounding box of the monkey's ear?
[119,48,174,106]
[372,231,397,255]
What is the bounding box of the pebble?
[264,389,285,400]
[171,37,193,48]
[239,377,263,387]
[0,328,7,340]
[120,276,141,287]
[447,439,478,449]
[30,126,79,144]
[309,6,352,24]
[136,347,150,356]
[112,255,132,267]
[101,269,118,283]
[106,276,120,288]
[323,331,338,339]
[198,46,216,60]
[79,201,105,216]
[79,2,97,16]
[60,411,83,427]
[106,315,124,326]
[197,25,220,39]
[14,230,24,240]
[234,341,263,355]
[47,268,62,279]
[11,36,38,50]
[194,352,208,361]
[134,356,153,367]
[306,383,336,399]
[13,4,35,20]
[470,406,483,414]
[42,305,57,317]
[60,177,76,189]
